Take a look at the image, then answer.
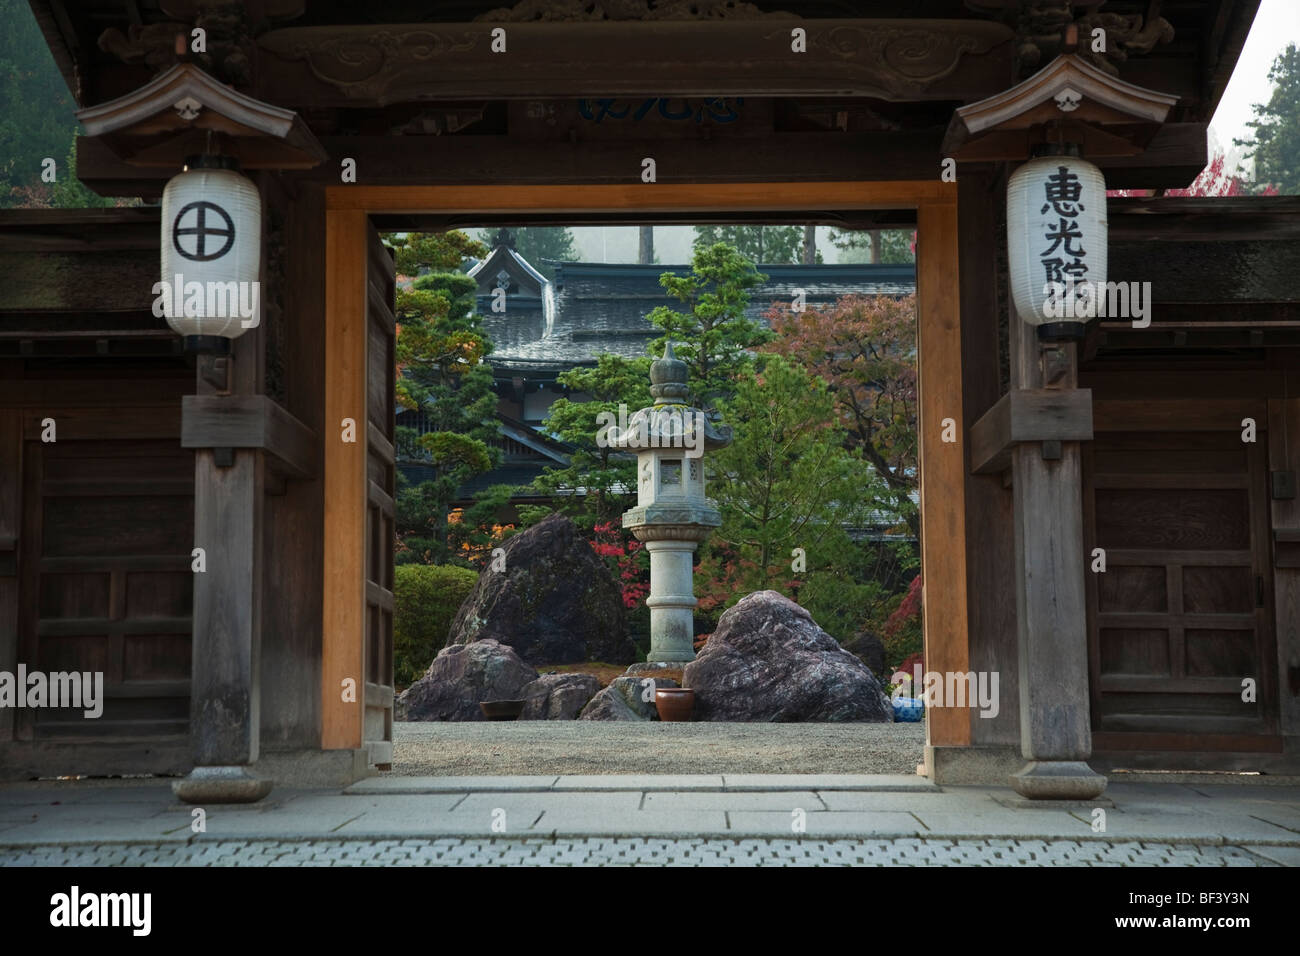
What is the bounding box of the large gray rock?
[579,676,679,721]
[684,590,891,722]
[521,673,602,720]
[447,513,635,665]
[844,630,887,677]
[396,639,539,721]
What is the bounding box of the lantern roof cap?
[75,63,327,170]
[649,340,689,403]
[943,53,1178,161]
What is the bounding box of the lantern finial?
[650,341,689,405]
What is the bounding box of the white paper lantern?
[1007,152,1107,340]
[159,158,261,347]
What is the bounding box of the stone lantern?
[613,343,732,662]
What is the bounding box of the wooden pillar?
[174,192,274,803]
[321,208,368,751]
[960,172,1020,754]
[1006,294,1106,798]
[190,448,265,765]
[917,196,971,750]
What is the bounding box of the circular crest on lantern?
[159,154,262,351]
[1007,146,1108,341]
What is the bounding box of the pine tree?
[387,231,500,565]
[691,225,816,264]
[645,242,772,414]
[1237,42,1300,195]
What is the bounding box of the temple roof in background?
[476,256,917,367]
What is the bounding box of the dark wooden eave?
[75,63,326,168]
[944,53,1178,160]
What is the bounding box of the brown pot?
[655,687,695,722]
[480,699,525,721]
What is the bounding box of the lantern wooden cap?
[943,54,1178,161]
[75,63,327,169]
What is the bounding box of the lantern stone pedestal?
[614,344,731,664]
[625,513,720,663]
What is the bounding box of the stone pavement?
[1,774,1297,866]
[0,837,1285,867]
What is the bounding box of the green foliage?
[50,139,118,209]
[388,231,501,565]
[765,293,919,540]
[0,0,78,207]
[828,229,916,264]
[390,232,487,276]
[692,225,813,265]
[646,242,772,413]
[530,354,653,529]
[1237,43,1300,195]
[392,564,479,685]
[446,483,520,564]
[703,354,895,641]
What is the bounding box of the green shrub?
[393,564,479,686]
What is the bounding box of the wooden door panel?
[1085,430,1278,751]
[17,424,194,747]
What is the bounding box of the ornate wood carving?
[99,1,307,89]
[257,19,1015,105]
[965,0,1174,76]
[811,24,1001,99]
[475,0,796,20]
[258,28,478,103]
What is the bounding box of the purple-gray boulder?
[579,676,679,721]
[521,673,602,720]
[447,513,635,665]
[396,639,538,721]
[683,590,891,722]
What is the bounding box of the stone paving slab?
[554,775,726,790]
[0,836,1278,867]
[721,774,934,791]
[1,776,1296,850]
[345,776,559,794]
[642,790,827,811]
[727,810,925,838]
[1242,844,1300,865]
[533,810,732,836]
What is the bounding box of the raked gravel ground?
[390,720,926,776]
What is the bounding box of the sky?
[1210,0,1300,176]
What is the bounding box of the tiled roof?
[477,258,916,367]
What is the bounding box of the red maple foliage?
[591,521,649,608]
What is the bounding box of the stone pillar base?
[1009,760,1107,800]
[173,765,273,804]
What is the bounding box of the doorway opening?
[319,182,968,775]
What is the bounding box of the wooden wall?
[258,180,328,752]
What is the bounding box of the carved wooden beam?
[970,388,1094,475]
[182,394,316,479]
[255,19,1017,106]
[74,123,1211,199]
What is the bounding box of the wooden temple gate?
[2,1,1296,791]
